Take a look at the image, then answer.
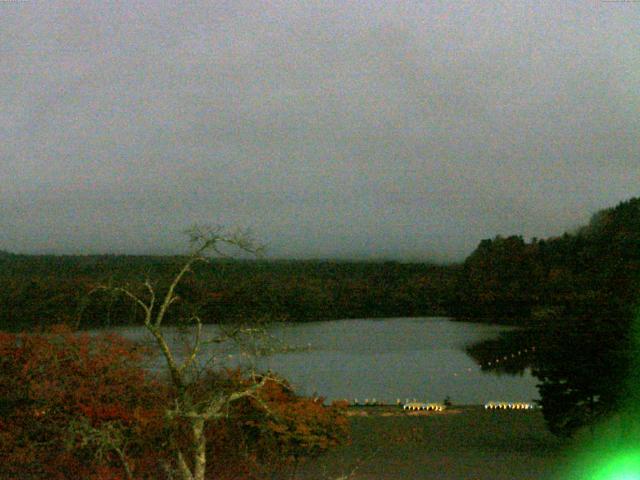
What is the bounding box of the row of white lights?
[349,399,534,410]
[351,398,444,407]
[484,346,536,367]
[402,402,446,411]
[484,401,534,410]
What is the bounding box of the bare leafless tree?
[109,225,279,480]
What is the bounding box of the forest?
[0,252,457,331]
[462,197,640,437]
[1,198,638,334]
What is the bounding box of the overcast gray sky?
[1,1,638,261]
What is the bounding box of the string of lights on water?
[483,346,536,368]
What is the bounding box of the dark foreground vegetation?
[1,229,356,480]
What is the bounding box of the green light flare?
[558,308,640,480]
[560,443,640,480]
[589,451,640,480]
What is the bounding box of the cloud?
[1,1,638,260]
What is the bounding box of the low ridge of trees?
[0,256,457,331]
[457,197,640,326]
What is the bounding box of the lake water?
[104,317,539,405]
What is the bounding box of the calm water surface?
[105,317,539,405]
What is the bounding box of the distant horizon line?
[0,249,457,265]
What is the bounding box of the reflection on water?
[101,317,539,404]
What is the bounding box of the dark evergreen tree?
[464,197,640,436]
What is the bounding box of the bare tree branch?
[178,315,203,375]
[154,256,202,329]
[144,278,156,313]
[101,225,270,480]
[110,287,152,320]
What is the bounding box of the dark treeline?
[454,197,640,326]
[0,253,458,330]
[463,197,640,436]
[1,197,637,334]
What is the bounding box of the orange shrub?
[0,328,350,479]
[0,325,167,479]
[204,370,350,478]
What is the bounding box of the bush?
[203,371,350,478]
[0,325,167,479]
[0,327,350,479]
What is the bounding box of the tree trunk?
[193,418,207,480]
[176,450,194,480]
[172,417,207,480]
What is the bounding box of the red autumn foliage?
[0,327,350,479]
[201,370,350,479]
[0,325,168,479]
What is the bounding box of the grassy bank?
[298,405,573,480]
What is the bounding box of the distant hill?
[454,197,640,324]
[0,255,457,330]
